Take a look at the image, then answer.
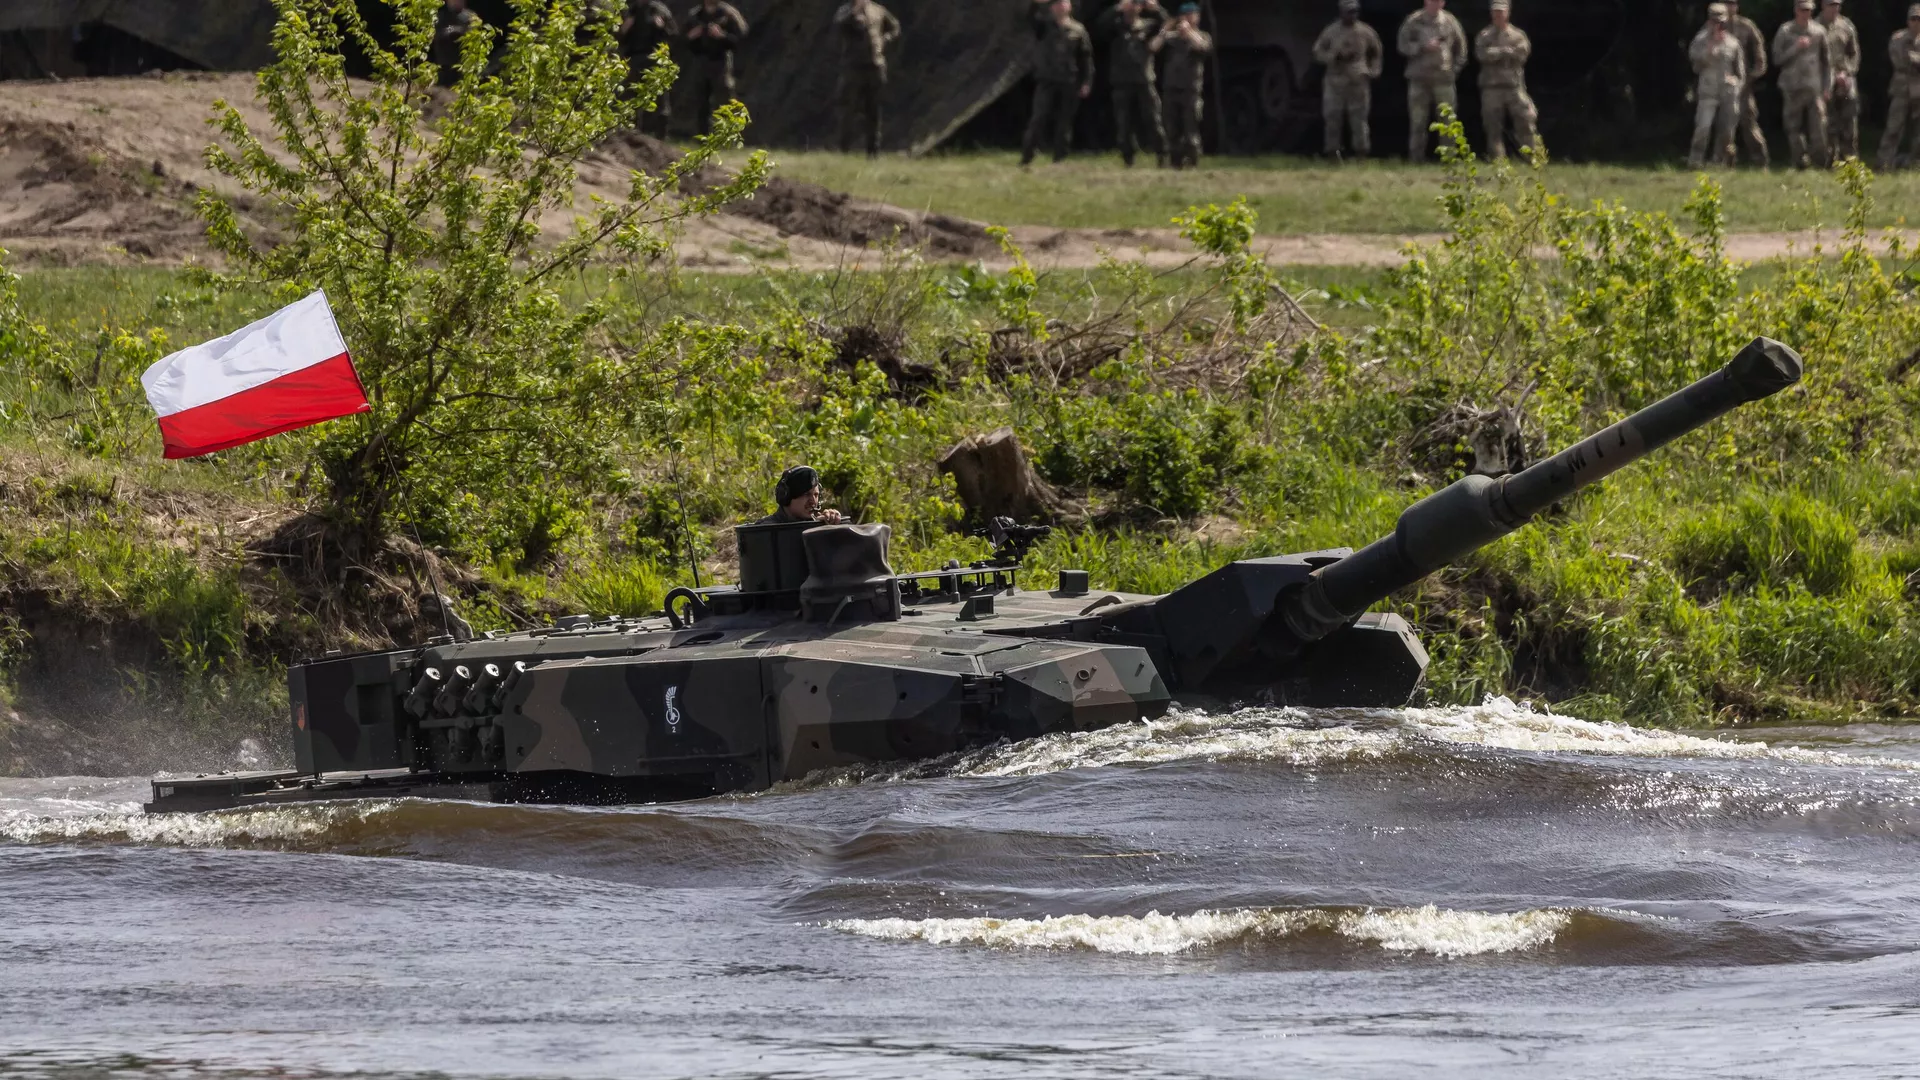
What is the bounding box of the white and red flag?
[140,289,369,459]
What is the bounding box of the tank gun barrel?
[1279,337,1803,646]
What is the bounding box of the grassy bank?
[772,151,1920,235]
[3,141,1919,778]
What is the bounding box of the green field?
[769,150,1920,235]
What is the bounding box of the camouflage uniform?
[1022,4,1094,165]
[1474,15,1538,161]
[1689,17,1747,167]
[1312,10,1383,159]
[1097,1,1167,167]
[1693,10,1769,166]
[682,1,749,136]
[622,1,678,136]
[834,1,901,156]
[1397,6,1468,162]
[1820,6,1860,160]
[432,2,480,85]
[1877,16,1920,170]
[1772,12,1831,169]
[1156,21,1212,169]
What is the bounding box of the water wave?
[827,904,1574,958]
[782,698,1920,793]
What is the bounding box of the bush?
[1670,492,1859,597]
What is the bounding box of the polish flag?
[140,290,370,459]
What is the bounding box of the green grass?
[766,150,1920,235]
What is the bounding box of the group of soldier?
[431,0,892,154]
[1691,1,1920,170]
[1312,0,1534,164]
[1022,0,1213,168]
[427,0,1920,171]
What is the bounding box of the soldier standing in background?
[1689,4,1747,167]
[1882,5,1920,170]
[834,0,901,157]
[622,1,678,137]
[1772,0,1831,169]
[1022,0,1094,166]
[1398,0,1468,162]
[1474,0,1539,161]
[1152,2,1212,169]
[1313,0,1383,161]
[682,0,749,135]
[1691,1,1769,166]
[433,0,480,86]
[1818,0,1860,160]
[1097,0,1168,168]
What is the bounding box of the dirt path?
[1,75,1903,274]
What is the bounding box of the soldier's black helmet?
[776,465,821,505]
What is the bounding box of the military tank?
[147,339,1802,813]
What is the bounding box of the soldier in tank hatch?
[1819,0,1860,161]
[1097,0,1168,168]
[1152,2,1212,169]
[1022,0,1094,166]
[620,0,679,137]
[1689,3,1746,168]
[1398,0,1468,163]
[1691,0,1769,166]
[1773,0,1832,169]
[1475,0,1538,162]
[1880,5,1920,170]
[756,466,844,526]
[1313,0,1383,162]
[683,0,749,136]
[834,0,901,157]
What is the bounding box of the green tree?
[198,0,767,560]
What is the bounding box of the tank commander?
[1692,0,1769,166]
[1475,0,1539,162]
[1878,5,1920,170]
[756,466,844,526]
[1312,0,1383,162]
[432,0,481,86]
[834,0,901,157]
[620,0,679,137]
[1819,0,1860,160]
[1022,0,1094,166]
[1097,0,1168,168]
[682,0,749,135]
[1688,4,1747,168]
[1152,2,1213,170]
[1397,0,1468,163]
[1773,0,1832,169]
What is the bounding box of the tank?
[146,338,1802,813]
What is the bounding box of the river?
[3,698,1917,1078]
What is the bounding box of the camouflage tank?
[148,339,1801,813]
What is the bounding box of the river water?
[3,699,1918,1079]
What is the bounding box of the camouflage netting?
[0,0,278,72]
[713,0,1032,153]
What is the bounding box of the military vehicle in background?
[147,339,1801,814]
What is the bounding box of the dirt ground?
[0,73,1898,274]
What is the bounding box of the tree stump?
[937,428,1071,525]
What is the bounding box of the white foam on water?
[1397,696,1920,772]
[0,800,391,848]
[951,708,1400,778]
[827,904,1572,958]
